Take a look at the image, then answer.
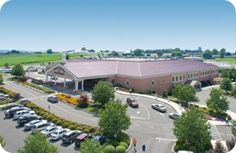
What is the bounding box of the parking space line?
[130,116,146,120]
[139,104,150,120]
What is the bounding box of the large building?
[45,59,219,94]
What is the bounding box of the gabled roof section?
[61,59,218,79]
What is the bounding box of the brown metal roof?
[63,59,218,79]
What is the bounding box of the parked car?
[2,104,22,111]
[5,107,30,118]
[47,96,58,103]
[169,113,181,120]
[126,98,139,108]
[13,110,35,120]
[95,135,107,145]
[62,130,81,144]
[24,119,42,131]
[31,120,52,133]
[75,133,89,148]
[151,104,167,113]
[0,93,9,100]
[40,126,60,137]
[50,129,70,141]
[17,115,42,127]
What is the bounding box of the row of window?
[173,69,218,82]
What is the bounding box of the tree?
[132,49,144,56]
[11,64,25,77]
[4,63,9,68]
[99,100,131,139]
[18,132,58,153]
[92,81,115,106]
[232,85,236,98]
[206,89,229,113]
[81,47,87,51]
[66,54,69,60]
[212,49,219,55]
[229,68,236,81]
[220,78,232,92]
[231,121,236,137]
[0,74,3,84]
[0,135,5,147]
[80,139,103,153]
[203,50,213,59]
[172,84,198,104]
[174,108,212,153]
[220,48,226,58]
[46,49,53,54]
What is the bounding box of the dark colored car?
[62,131,81,144]
[169,113,181,120]
[151,104,167,113]
[4,107,29,118]
[95,135,107,145]
[47,96,58,103]
[17,115,42,127]
[75,133,89,148]
[126,98,139,108]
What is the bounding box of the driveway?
[116,93,176,153]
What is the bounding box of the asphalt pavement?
[0,111,76,153]
[2,80,177,153]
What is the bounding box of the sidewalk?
[116,90,185,114]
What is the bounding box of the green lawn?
[212,58,236,64]
[0,53,80,67]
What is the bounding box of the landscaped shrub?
[68,125,77,130]
[116,145,126,153]
[77,94,89,108]
[23,102,97,133]
[103,145,116,153]
[89,127,97,133]
[57,93,79,106]
[62,122,70,128]
[0,87,21,101]
[119,142,128,149]
[24,82,54,94]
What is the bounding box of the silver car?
[50,128,70,141]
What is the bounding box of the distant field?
[0,53,80,67]
[214,58,236,64]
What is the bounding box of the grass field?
[214,58,236,64]
[0,53,80,67]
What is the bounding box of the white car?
[13,110,35,120]
[24,119,41,131]
[31,120,50,132]
[40,126,62,137]
[50,128,70,141]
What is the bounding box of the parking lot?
[116,93,177,153]
[0,111,76,153]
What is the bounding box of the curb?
[171,143,176,153]
[126,135,133,153]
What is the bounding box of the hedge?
[23,102,97,133]
[0,86,21,101]
[116,145,126,153]
[23,82,54,94]
[103,145,116,153]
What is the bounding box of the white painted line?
[139,104,151,121]
[159,113,165,116]
[130,116,146,120]
[155,137,177,142]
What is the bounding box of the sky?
[0,0,236,52]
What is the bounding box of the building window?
[152,80,155,85]
[176,76,178,81]
[180,76,182,80]
[126,80,130,86]
[172,77,175,82]
[183,75,185,80]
